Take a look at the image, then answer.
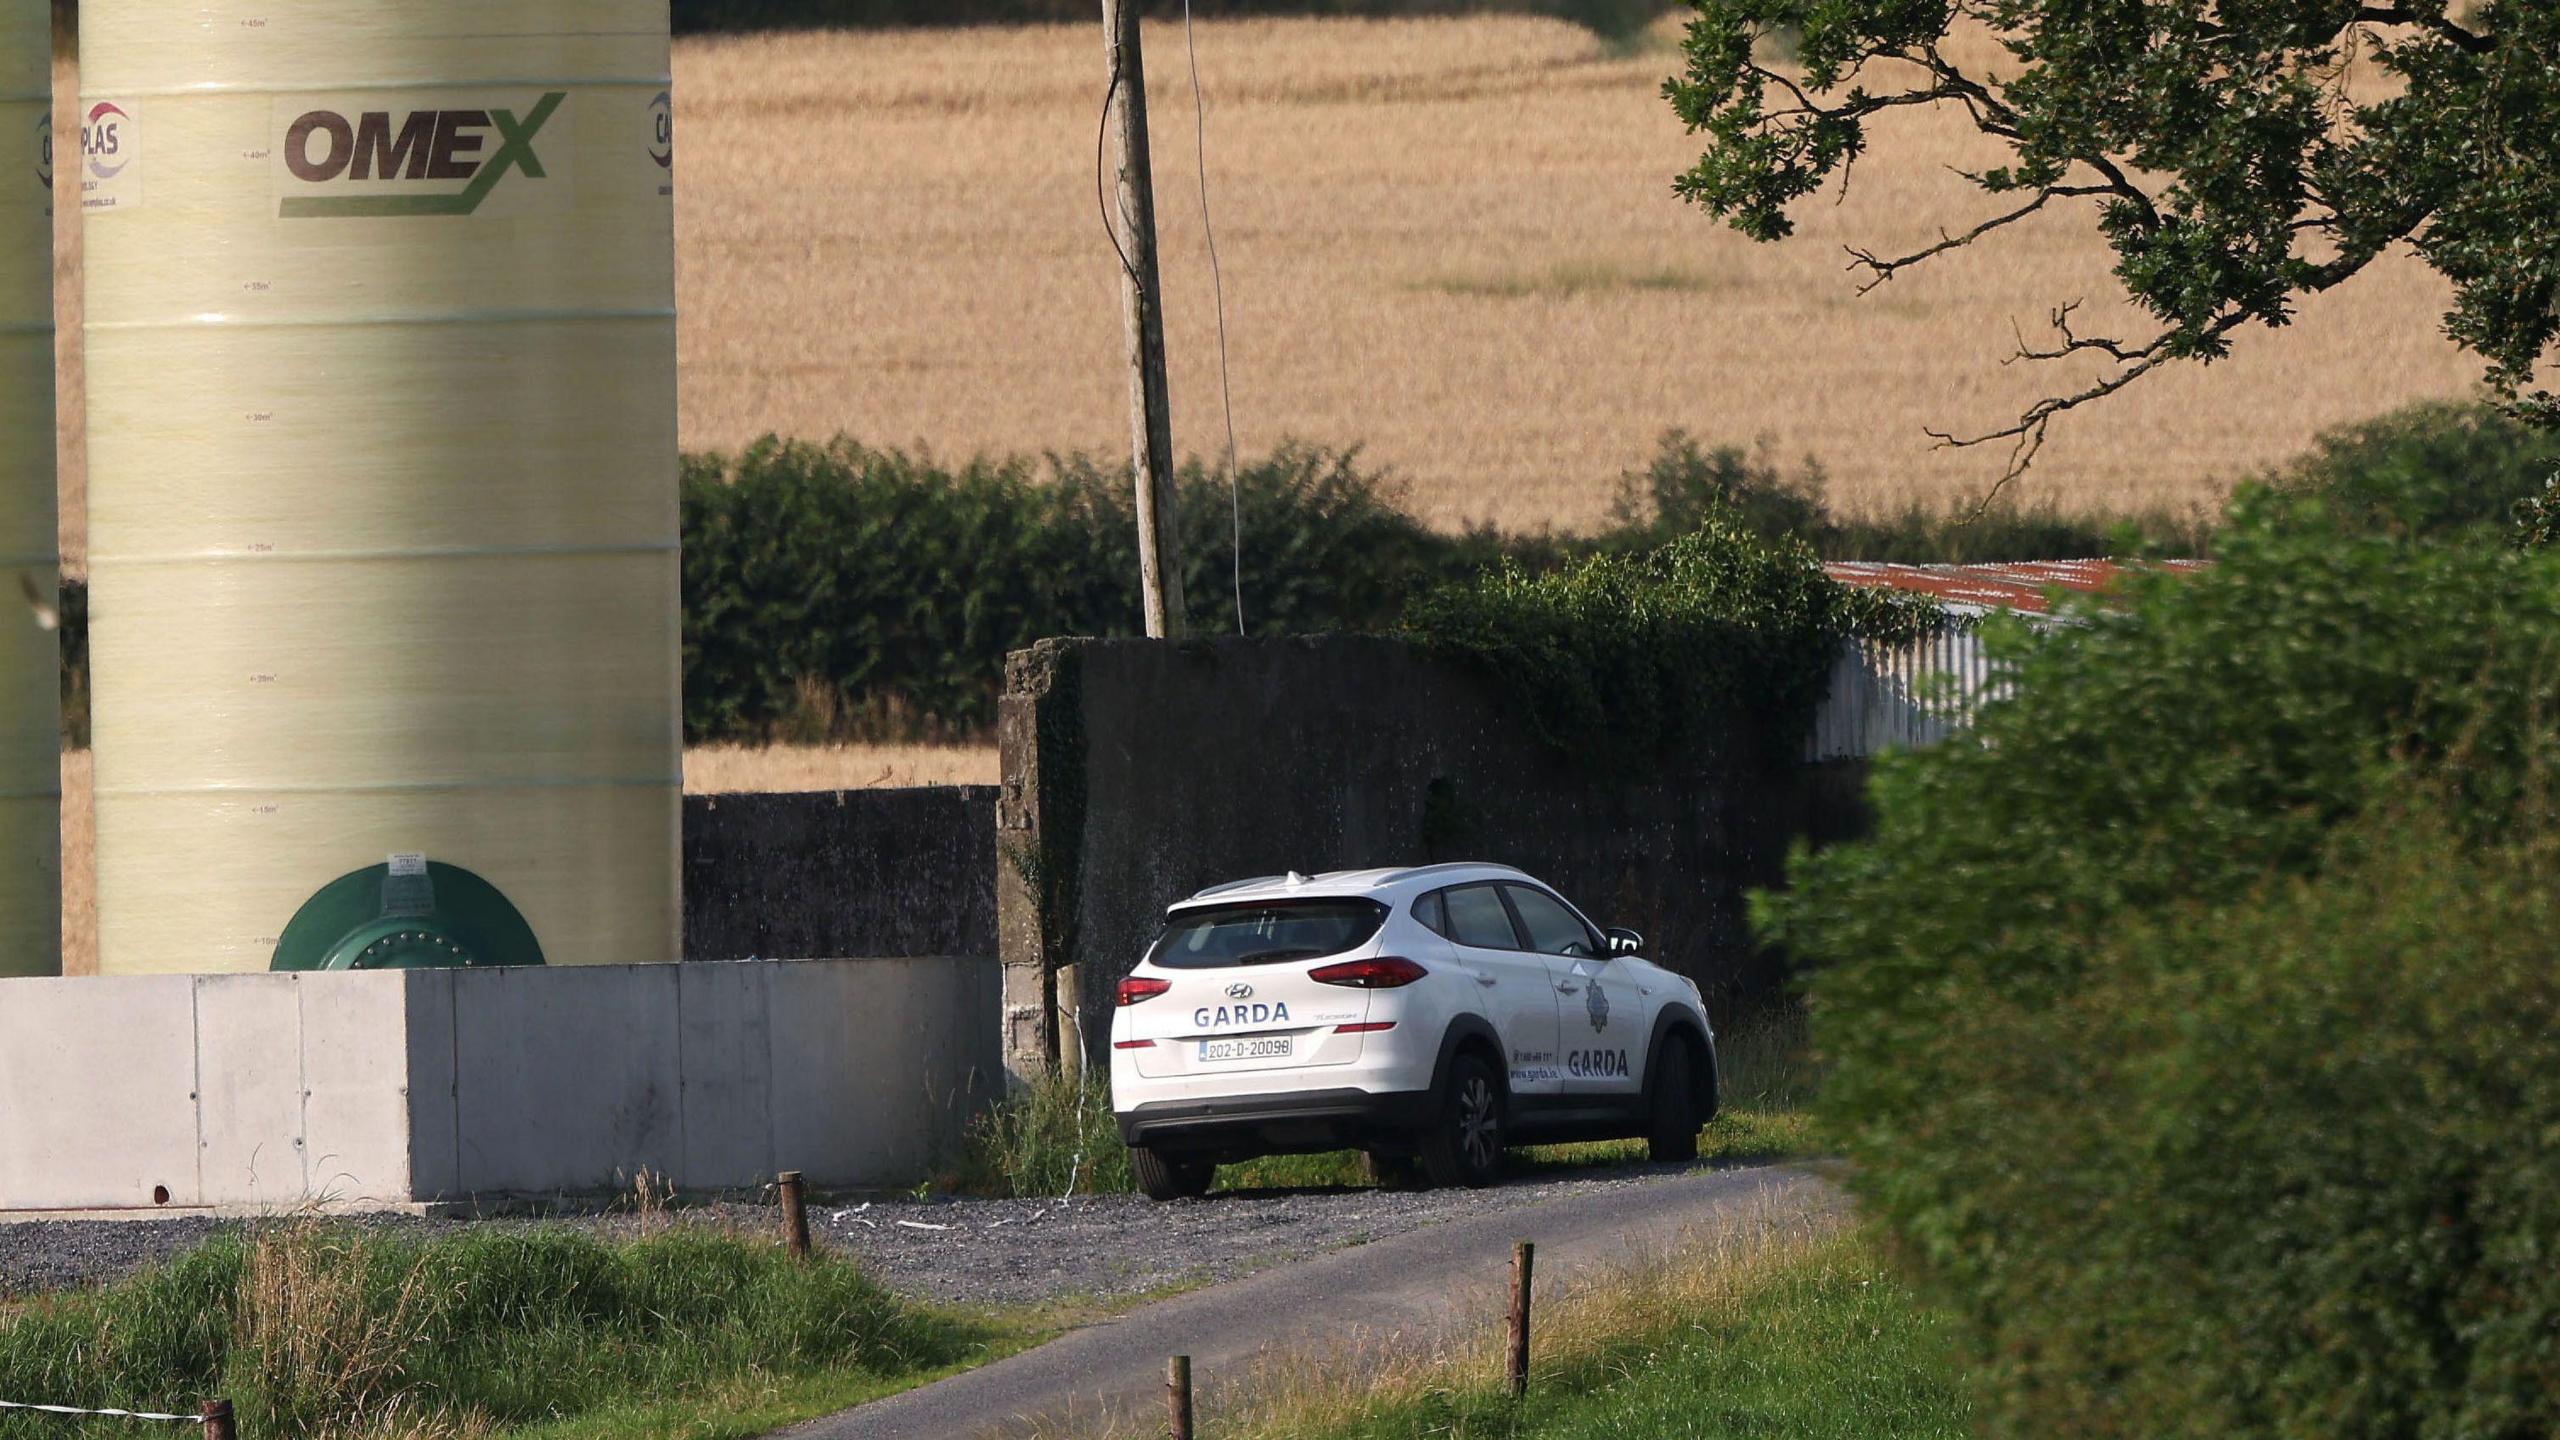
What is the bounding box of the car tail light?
[1116,975,1171,1006]
[1310,956,1428,988]
[1336,1021,1397,1034]
[1112,1038,1155,1050]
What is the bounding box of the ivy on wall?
[1403,517,1941,773]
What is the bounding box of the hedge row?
[1769,483,2560,1437]
[50,404,2536,747]
[680,437,1477,740]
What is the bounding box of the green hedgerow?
[2260,398,2560,543]
[1886,789,2560,1440]
[1765,484,2560,1438]
[679,438,1458,742]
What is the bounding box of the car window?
[1506,885,1600,958]
[1147,899,1388,969]
[1441,884,1522,950]
[1414,890,1448,937]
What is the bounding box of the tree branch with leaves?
[1665,0,2557,491]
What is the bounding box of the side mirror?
[1605,928,1645,957]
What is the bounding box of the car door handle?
[1554,983,1580,994]
[1474,974,1498,986]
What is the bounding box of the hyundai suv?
[1108,863,1717,1199]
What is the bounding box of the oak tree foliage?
[1666,1,2559,482]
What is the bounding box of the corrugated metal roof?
[1824,559,2209,616]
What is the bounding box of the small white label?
[387,852,428,877]
[80,98,140,212]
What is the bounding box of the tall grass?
[0,1223,996,1440]
[950,1074,1137,1199]
[1055,1210,1965,1439]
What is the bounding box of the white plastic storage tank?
[0,0,57,976]
[81,3,679,974]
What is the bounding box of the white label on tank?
[80,98,140,213]
[387,852,428,876]
[270,91,577,221]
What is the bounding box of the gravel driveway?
[0,1159,1727,1308]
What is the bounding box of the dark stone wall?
[996,636,1868,1074]
[684,787,997,962]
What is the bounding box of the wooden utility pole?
[1101,0,1185,638]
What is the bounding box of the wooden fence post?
[1166,1354,1193,1440]
[1509,1240,1535,1399]
[779,1170,811,1258]
[200,1398,236,1440]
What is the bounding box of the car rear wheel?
[1131,1144,1214,1201]
[1646,1039,1700,1164]
[1417,1054,1505,1189]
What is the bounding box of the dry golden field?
[51,18,2483,568]
[682,740,998,793]
[664,15,2480,537]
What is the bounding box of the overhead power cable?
[1180,0,1246,636]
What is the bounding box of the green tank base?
[270,857,545,972]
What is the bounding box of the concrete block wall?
[0,957,999,1213]
[996,636,1871,1078]
[683,788,997,962]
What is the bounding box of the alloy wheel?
[1458,1074,1499,1171]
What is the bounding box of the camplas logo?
[276,92,570,219]
[83,102,129,181]
[80,100,138,212]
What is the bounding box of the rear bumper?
[1116,1087,1438,1159]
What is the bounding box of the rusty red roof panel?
[1823,559,2209,615]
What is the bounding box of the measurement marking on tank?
[241,280,271,292]
[248,673,277,684]
[247,542,274,553]
[249,805,280,817]
[242,149,270,161]
[243,410,272,423]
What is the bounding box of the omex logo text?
[279,92,565,219]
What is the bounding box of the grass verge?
[1068,1213,1964,1440]
[956,1005,1817,1198]
[0,1221,1028,1440]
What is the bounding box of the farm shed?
[1808,560,2209,760]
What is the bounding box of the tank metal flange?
[269,857,544,972]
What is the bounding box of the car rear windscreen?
[1147,898,1389,969]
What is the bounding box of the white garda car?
[1108,863,1717,1200]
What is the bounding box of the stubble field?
[663,15,2477,537]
